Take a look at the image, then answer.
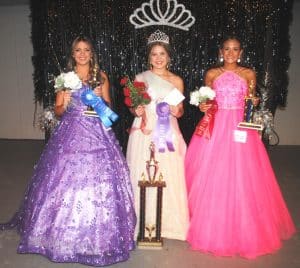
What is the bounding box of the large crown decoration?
[147,30,169,45]
[129,0,195,31]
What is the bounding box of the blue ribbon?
[153,102,175,153]
[81,89,119,128]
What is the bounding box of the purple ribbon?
[153,102,175,153]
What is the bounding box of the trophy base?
[83,110,98,117]
[238,122,263,131]
[137,237,163,249]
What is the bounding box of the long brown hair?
[67,36,104,86]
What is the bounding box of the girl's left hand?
[93,85,102,97]
[170,105,182,117]
[252,96,260,107]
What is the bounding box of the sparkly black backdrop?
[30,0,294,150]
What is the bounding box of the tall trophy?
[238,80,263,131]
[137,142,166,248]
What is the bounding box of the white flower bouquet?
[189,86,216,106]
[54,71,82,93]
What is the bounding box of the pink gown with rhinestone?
[185,70,296,259]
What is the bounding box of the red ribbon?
[140,112,147,133]
[194,100,218,139]
[127,112,151,135]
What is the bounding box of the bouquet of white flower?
[189,86,216,106]
[54,71,82,93]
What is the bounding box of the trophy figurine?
[238,80,263,131]
[146,142,159,183]
[145,224,156,242]
[137,142,166,248]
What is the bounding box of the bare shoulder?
[169,72,184,91]
[239,67,256,83]
[206,68,219,79]
[204,68,220,86]
[100,70,109,82]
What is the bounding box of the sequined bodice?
[213,71,248,109]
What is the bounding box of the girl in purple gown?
[0,36,136,266]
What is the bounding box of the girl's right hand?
[134,105,145,117]
[63,90,72,108]
[199,102,213,113]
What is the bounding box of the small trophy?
[238,80,263,131]
[137,142,166,248]
[83,70,103,117]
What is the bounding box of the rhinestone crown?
[147,30,169,45]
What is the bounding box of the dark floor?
[0,139,299,268]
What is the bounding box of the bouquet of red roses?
[120,76,151,108]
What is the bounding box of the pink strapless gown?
[185,71,296,259]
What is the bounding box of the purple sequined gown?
[1,86,136,266]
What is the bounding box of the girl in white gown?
[126,30,189,240]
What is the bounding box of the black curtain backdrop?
[30,0,294,150]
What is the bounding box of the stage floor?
[0,139,299,268]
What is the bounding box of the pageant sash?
[81,89,119,128]
[194,100,218,139]
[153,102,175,153]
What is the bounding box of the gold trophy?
[83,68,103,117]
[137,142,166,248]
[238,80,263,131]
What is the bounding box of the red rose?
[124,96,133,107]
[137,90,144,96]
[123,87,131,97]
[120,77,128,86]
[142,92,151,100]
[133,81,145,89]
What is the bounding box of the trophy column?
[137,142,166,248]
[138,184,146,241]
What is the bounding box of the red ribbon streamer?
[140,113,147,133]
[127,112,151,135]
[194,100,218,139]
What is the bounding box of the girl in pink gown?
[185,36,296,259]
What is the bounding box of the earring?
[166,62,170,70]
[237,58,241,63]
[219,56,224,63]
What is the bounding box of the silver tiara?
[129,0,195,31]
[147,30,169,45]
